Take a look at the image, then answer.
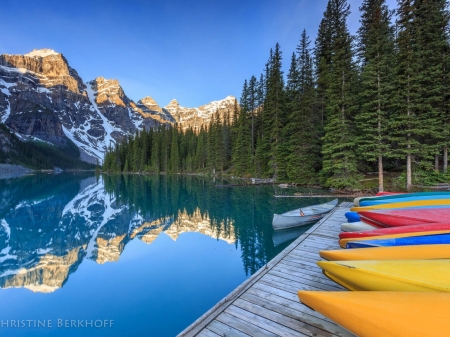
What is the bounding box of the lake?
[0,173,335,336]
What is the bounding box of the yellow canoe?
[351,199,450,212]
[339,229,450,248]
[320,244,450,261]
[298,291,450,337]
[317,260,450,292]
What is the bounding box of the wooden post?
[406,154,412,191]
[444,148,448,173]
[378,155,384,192]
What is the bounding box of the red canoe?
[359,208,450,227]
[339,223,450,240]
[375,191,404,196]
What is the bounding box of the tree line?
[103,0,450,191]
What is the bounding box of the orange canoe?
[298,291,450,337]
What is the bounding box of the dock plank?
[206,320,251,337]
[178,203,355,337]
[215,312,278,337]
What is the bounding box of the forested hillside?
[103,0,450,191]
[0,124,95,170]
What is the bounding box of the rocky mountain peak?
[166,99,180,107]
[137,96,163,113]
[92,76,120,87]
[24,49,60,58]
[140,96,158,105]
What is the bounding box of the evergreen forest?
[0,124,95,170]
[103,0,450,191]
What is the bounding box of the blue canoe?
[360,195,450,207]
[347,233,450,249]
[345,212,361,223]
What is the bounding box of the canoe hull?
[298,291,450,337]
[320,244,450,261]
[358,209,450,227]
[346,232,450,248]
[355,192,450,206]
[351,199,450,212]
[339,222,450,240]
[272,213,323,230]
[272,199,337,230]
[317,260,450,292]
[341,222,379,232]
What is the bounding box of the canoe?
[340,230,450,248]
[344,211,360,222]
[358,208,450,227]
[320,244,450,261]
[339,222,450,240]
[272,199,337,230]
[317,260,450,292]
[351,199,450,212]
[354,192,450,206]
[341,222,380,232]
[376,191,404,196]
[346,233,450,249]
[298,291,450,337]
[360,195,450,207]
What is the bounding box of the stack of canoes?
[296,191,450,336]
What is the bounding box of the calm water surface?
[0,173,335,336]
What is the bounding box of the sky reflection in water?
[0,173,333,336]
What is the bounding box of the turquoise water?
[0,173,335,336]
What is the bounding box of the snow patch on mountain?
[25,49,60,58]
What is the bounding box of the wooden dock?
[178,202,354,337]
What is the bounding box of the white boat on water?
[272,199,338,230]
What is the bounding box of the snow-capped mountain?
[0,49,237,163]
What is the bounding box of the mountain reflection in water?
[0,173,331,295]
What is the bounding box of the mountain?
[163,96,237,131]
[0,49,237,165]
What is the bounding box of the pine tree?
[287,30,321,184]
[207,118,217,172]
[132,130,140,171]
[392,0,422,190]
[232,80,252,175]
[264,43,286,179]
[413,0,450,172]
[315,1,334,128]
[355,0,395,191]
[151,128,160,173]
[123,158,130,173]
[169,128,180,173]
[320,0,360,188]
[248,76,258,168]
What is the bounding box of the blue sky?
[0,0,397,107]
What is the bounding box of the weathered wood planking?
[178,202,354,337]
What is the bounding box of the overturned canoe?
[298,291,450,337]
[272,199,337,230]
[339,222,450,240]
[340,230,450,248]
[346,233,450,249]
[317,260,450,292]
[354,192,450,206]
[351,199,450,212]
[320,244,450,261]
[344,211,361,222]
[358,208,450,227]
[341,221,380,232]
